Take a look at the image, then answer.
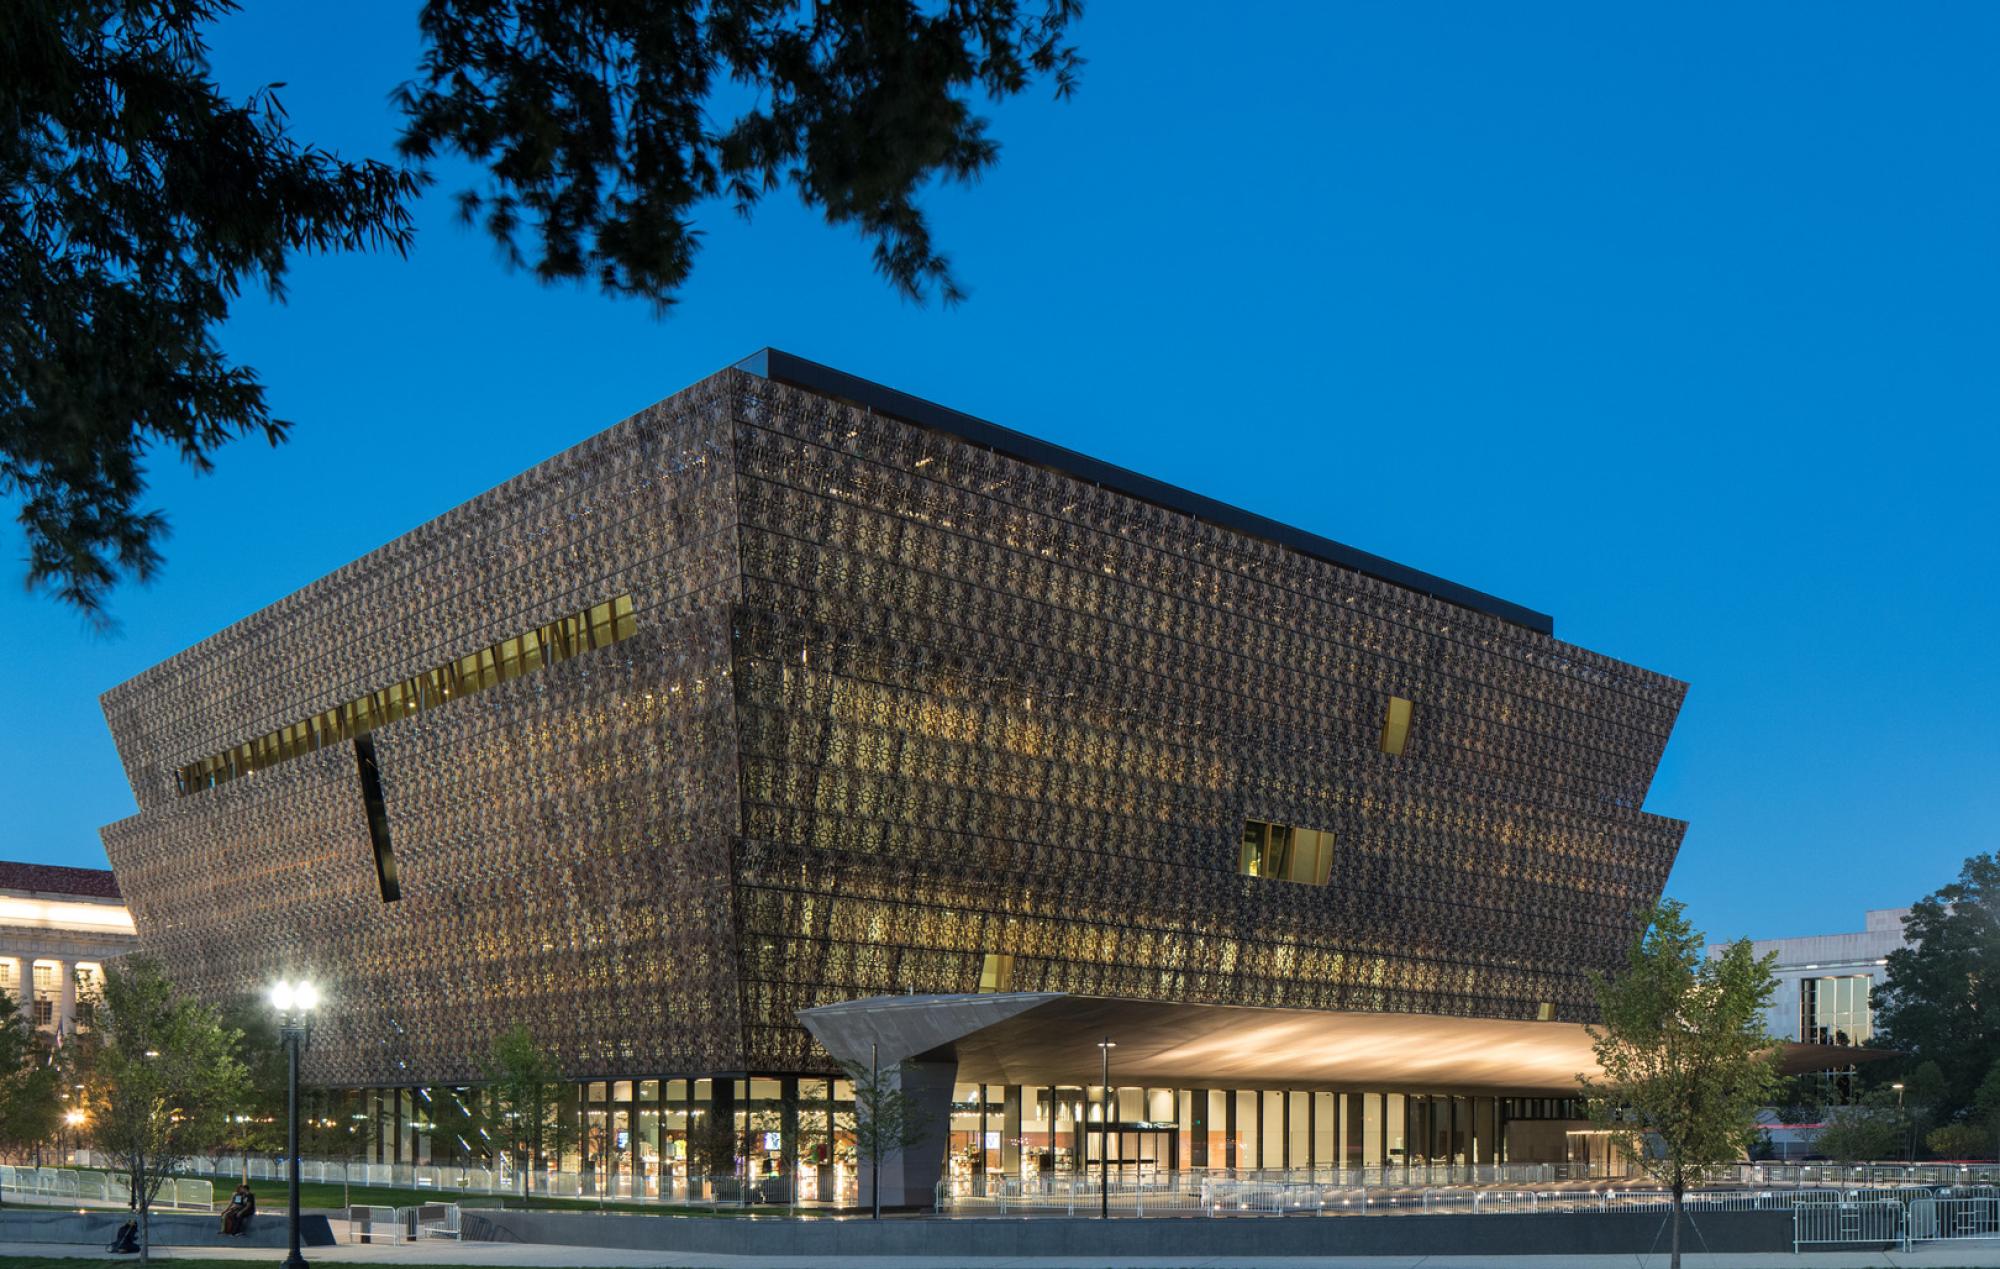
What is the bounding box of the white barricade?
[1794,1200,1906,1251]
[347,1204,400,1243]
[408,1202,462,1240]
[1909,1196,2000,1246]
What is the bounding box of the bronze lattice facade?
[101,353,1687,1088]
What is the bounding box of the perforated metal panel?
[101,363,1685,1088]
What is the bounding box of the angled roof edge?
[734,348,1555,636]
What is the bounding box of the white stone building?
[0,862,138,1036]
[1723,908,1910,1048]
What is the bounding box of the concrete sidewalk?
[9,1241,2000,1268]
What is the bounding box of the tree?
[4,0,1080,623]
[79,957,248,1265]
[418,1085,491,1169]
[1579,900,1780,1269]
[2,0,419,623]
[482,1025,575,1199]
[0,991,60,1174]
[1875,853,2000,1116]
[1976,1059,2000,1163]
[1903,1060,1948,1160]
[1928,1122,1992,1160]
[216,997,287,1158]
[1816,1099,1903,1163]
[684,1102,742,1187]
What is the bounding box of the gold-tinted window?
[1239,819,1334,886]
[174,593,640,795]
[1379,695,1413,756]
[977,952,1016,992]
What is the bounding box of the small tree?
[0,991,59,1177]
[1903,1060,1949,1158]
[82,958,247,1264]
[1580,900,1780,1269]
[1817,1098,1903,1162]
[215,997,288,1160]
[1975,1060,2000,1162]
[482,1026,575,1199]
[841,1058,932,1220]
[684,1105,742,1188]
[419,1085,489,1168]
[1928,1122,1992,1160]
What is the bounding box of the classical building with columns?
[98,351,1754,1203]
[0,861,137,1036]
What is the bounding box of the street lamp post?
[869,1041,880,1221]
[1097,1038,1115,1220]
[269,980,320,1269]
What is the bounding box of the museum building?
[101,351,1694,1200]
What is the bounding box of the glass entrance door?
[1079,1125,1176,1176]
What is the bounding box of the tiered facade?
[102,357,1686,1089]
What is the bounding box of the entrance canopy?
[799,993,1885,1095]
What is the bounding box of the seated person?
[219,1183,256,1235]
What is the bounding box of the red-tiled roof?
[0,861,121,900]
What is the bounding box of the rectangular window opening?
[1238,819,1335,886]
[355,735,401,903]
[175,592,639,796]
[1380,695,1413,756]
[978,953,1016,993]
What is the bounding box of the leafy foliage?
[1928,1121,1993,1160]
[215,997,286,1156]
[1579,899,1779,1269]
[0,0,418,623]
[683,1102,741,1180]
[3,0,1080,622]
[0,990,60,1167]
[76,957,248,1263]
[1874,852,2000,1114]
[1816,1099,1904,1162]
[416,1085,490,1167]
[396,0,1082,310]
[482,1025,574,1197]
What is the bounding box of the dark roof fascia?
[734,348,1555,636]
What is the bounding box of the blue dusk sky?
[3,3,1994,945]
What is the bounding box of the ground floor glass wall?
[356,1078,1587,1195]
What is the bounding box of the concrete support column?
[709,1079,737,1179]
[1002,1085,1022,1178]
[1190,1089,1208,1169]
[856,1057,957,1212]
[780,1077,799,1198]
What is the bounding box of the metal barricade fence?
[343,1202,461,1243]
[1908,1196,2000,1246]
[1794,1200,1906,1251]
[0,1166,209,1211]
[348,1205,400,1243]
[1472,1189,1538,1213]
[408,1202,462,1239]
